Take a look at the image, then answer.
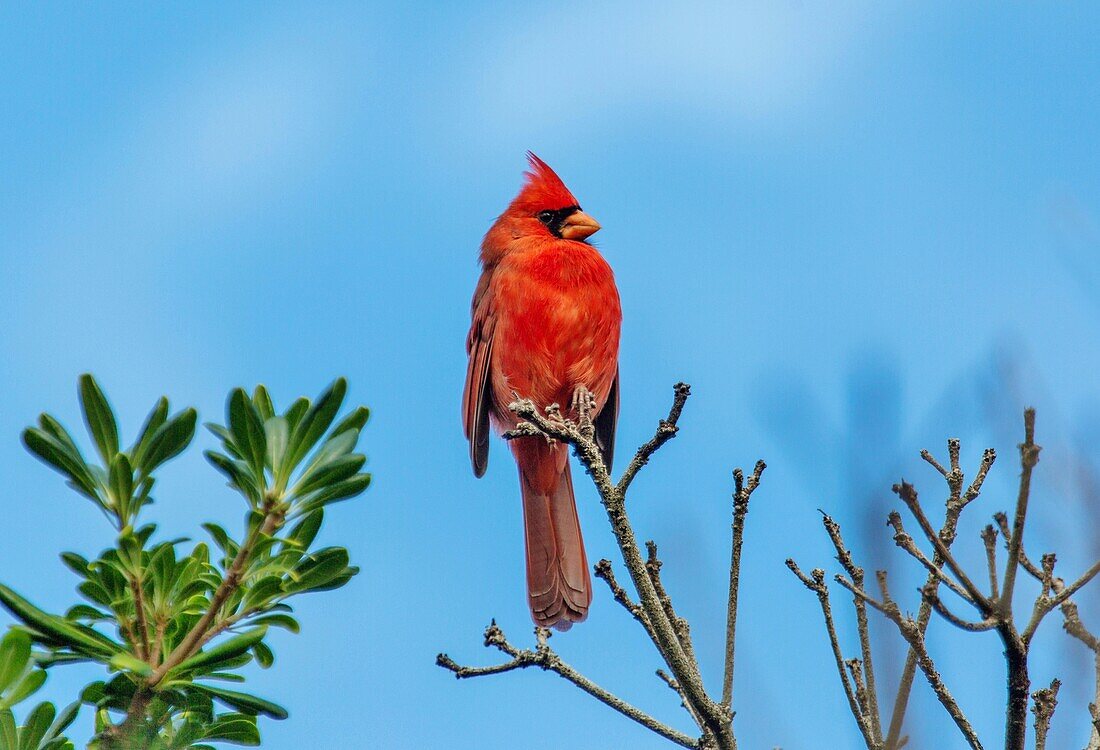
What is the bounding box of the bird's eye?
[537,210,554,224]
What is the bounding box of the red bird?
[463,153,622,631]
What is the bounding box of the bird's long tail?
[517,441,591,630]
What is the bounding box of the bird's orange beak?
[559,211,601,241]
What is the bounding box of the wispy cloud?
[471,0,898,135]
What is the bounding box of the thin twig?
[982,525,1000,600]
[1000,409,1040,618]
[887,511,978,606]
[1031,678,1060,750]
[616,383,691,497]
[786,561,878,749]
[594,559,654,639]
[658,669,706,728]
[438,623,699,748]
[885,446,996,749]
[835,573,984,750]
[646,541,699,671]
[919,583,997,632]
[722,461,765,709]
[821,513,882,745]
[893,482,991,613]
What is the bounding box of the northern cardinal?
[463,153,621,631]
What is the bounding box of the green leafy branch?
[4,375,370,749]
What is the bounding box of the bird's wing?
[594,369,619,470]
[462,269,496,477]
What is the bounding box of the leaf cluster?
[2,376,370,748]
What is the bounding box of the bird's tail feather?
[521,459,591,630]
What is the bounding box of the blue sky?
[2,2,1100,748]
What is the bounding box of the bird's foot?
[570,385,597,417]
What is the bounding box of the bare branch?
[885,444,994,749]
[1000,408,1040,618]
[996,498,1100,750]
[887,511,978,606]
[821,513,882,744]
[438,623,699,748]
[1045,559,1100,612]
[847,658,872,722]
[476,384,736,748]
[594,558,654,640]
[616,382,691,497]
[920,583,997,632]
[722,461,766,709]
[786,560,879,749]
[646,541,699,671]
[658,669,706,728]
[837,572,984,750]
[962,448,998,505]
[981,525,1000,600]
[1030,678,1060,750]
[893,482,991,613]
[920,449,949,478]
[1089,702,1100,750]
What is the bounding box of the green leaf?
[263,418,288,477]
[187,684,287,720]
[293,455,365,499]
[0,710,15,750]
[0,585,120,659]
[18,701,53,750]
[204,424,244,461]
[79,374,119,466]
[108,652,152,677]
[227,390,265,482]
[108,454,134,518]
[172,628,267,676]
[58,554,89,579]
[311,568,357,593]
[280,379,346,478]
[283,511,323,552]
[63,605,109,623]
[282,398,309,435]
[202,713,260,745]
[297,473,371,515]
[47,701,80,740]
[139,409,197,475]
[248,614,298,634]
[0,632,30,693]
[1,670,44,710]
[199,673,245,684]
[250,641,273,669]
[36,417,84,465]
[252,386,275,422]
[130,397,169,467]
[204,452,261,506]
[297,430,357,477]
[200,524,236,559]
[241,578,282,611]
[21,430,99,502]
[328,406,370,440]
[287,548,351,594]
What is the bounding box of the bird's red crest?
[507,152,580,215]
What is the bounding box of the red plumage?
[463,153,622,630]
